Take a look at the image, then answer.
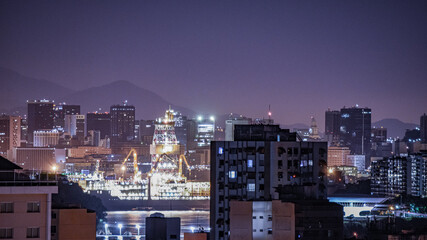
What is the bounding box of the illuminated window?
[218,147,223,155]
[247,183,255,192]
[247,159,253,168]
[229,171,236,179]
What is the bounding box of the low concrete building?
[0,156,58,240]
[51,207,96,240]
[229,200,343,240]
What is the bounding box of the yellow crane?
[122,148,139,180]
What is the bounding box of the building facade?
[0,156,58,240]
[27,100,55,143]
[86,112,111,140]
[325,109,340,145]
[339,106,371,166]
[327,146,350,167]
[53,104,80,129]
[210,125,328,240]
[11,148,66,171]
[371,154,427,197]
[110,103,135,144]
[33,130,60,147]
[225,115,251,141]
[51,208,96,240]
[0,115,21,157]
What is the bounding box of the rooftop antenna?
[268,104,272,123]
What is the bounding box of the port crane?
[121,148,141,181]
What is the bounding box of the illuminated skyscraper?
[27,100,55,143]
[110,102,135,144]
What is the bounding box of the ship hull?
[90,191,209,211]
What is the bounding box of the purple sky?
[1,0,426,127]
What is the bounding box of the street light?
[136,224,141,235]
[52,165,57,181]
[118,224,123,235]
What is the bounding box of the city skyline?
[1,0,427,128]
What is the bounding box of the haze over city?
[1,0,427,129]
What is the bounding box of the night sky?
[1,0,426,127]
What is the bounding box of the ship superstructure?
[68,107,210,209]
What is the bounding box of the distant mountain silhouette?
[373,118,419,139]
[61,80,194,119]
[0,67,74,113]
[0,67,193,118]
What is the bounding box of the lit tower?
[309,116,321,140]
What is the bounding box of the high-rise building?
[27,100,55,143]
[139,120,156,145]
[225,114,252,141]
[0,115,21,157]
[110,103,135,144]
[195,115,215,147]
[53,103,80,129]
[64,114,85,143]
[86,112,111,139]
[371,154,427,197]
[421,113,427,144]
[325,109,340,145]
[339,106,371,165]
[210,125,328,240]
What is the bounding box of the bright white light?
[52,165,57,171]
[136,224,140,229]
[118,224,123,228]
[121,166,126,171]
[197,116,202,121]
[210,116,215,121]
[105,223,108,228]
[190,226,195,233]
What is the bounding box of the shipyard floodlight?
[118,223,123,235]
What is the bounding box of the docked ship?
[69,108,210,211]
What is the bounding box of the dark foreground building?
[210,125,343,240]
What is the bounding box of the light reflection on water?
[103,210,209,235]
